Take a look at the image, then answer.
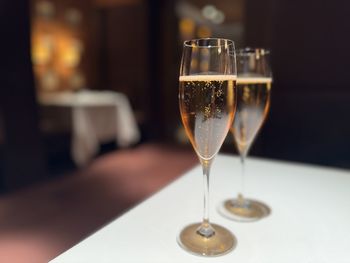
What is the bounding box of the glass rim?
[237,47,270,55]
[183,38,235,48]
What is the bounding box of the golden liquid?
[232,77,272,155]
[179,75,237,160]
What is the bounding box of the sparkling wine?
[232,77,272,155]
[179,75,237,160]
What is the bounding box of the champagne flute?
[177,38,237,256]
[220,48,272,222]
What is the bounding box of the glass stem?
[197,159,215,238]
[238,153,247,207]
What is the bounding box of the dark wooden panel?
[92,3,149,121]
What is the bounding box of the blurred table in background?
[51,154,350,262]
[38,91,140,166]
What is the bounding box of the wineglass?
[177,38,237,256]
[220,48,272,222]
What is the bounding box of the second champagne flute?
[178,38,237,256]
[220,48,272,222]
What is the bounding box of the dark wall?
[246,0,350,168]
[0,0,47,191]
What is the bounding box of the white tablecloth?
[51,155,350,262]
[39,91,140,166]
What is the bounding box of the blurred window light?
[212,11,225,24]
[202,5,217,20]
[201,4,225,24]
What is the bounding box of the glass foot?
[177,223,236,257]
[219,198,271,222]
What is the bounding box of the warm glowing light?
[190,58,198,69]
[200,61,209,72]
[32,35,54,65]
[36,0,55,19]
[31,2,86,92]
[179,18,195,38]
[60,39,83,68]
[69,71,86,90]
[41,70,59,91]
[197,26,211,38]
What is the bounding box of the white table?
[51,155,350,262]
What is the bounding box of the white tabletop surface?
[51,155,350,263]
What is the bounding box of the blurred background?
[0,0,349,261]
